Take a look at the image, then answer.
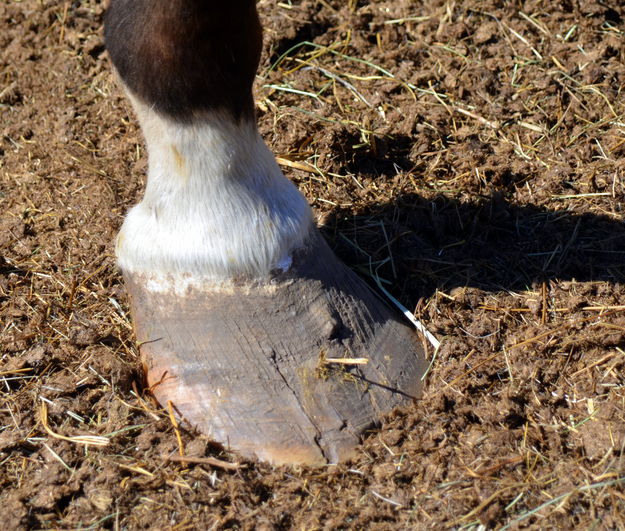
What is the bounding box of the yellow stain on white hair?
[171,144,188,181]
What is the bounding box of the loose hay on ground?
[1,0,624,529]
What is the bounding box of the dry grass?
[1,0,624,529]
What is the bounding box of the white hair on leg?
[116,95,313,291]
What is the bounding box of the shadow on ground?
[320,193,625,302]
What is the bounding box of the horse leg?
[105,0,427,465]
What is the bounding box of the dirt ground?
[1,0,625,528]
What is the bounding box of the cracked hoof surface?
[125,232,427,465]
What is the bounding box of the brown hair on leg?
[104,0,262,122]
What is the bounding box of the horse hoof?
[124,231,428,465]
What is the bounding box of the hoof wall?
[125,234,428,465]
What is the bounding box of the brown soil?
[1,0,624,529]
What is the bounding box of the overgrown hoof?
[124,232,428,465]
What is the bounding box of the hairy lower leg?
[115,98,313,284]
